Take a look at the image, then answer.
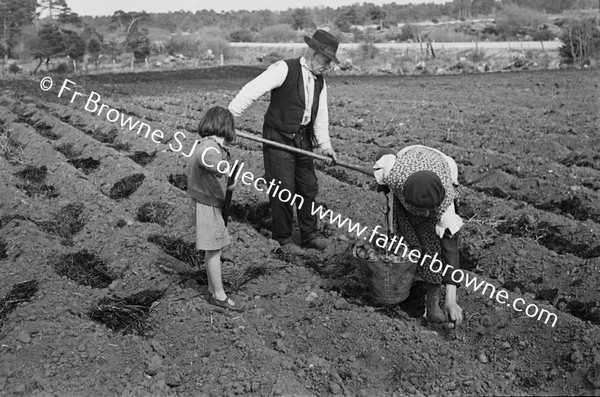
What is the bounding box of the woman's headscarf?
[404,170,446,209]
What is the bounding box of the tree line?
[1,0,598,73]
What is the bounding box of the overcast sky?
[67,0,449,17]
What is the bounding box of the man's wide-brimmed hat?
[304,29,340,64]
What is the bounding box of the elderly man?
[229,30,339,256]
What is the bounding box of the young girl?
[187,106,245,312]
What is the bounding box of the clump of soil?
[40,202,86,244]
[168,173,187,191]
[86,127,118,144]
[537,231,600,259]
[109,173,145,199]
[498,214,599,259]
[0,127,29,165]
[326,168,352,184]
[137,202,174,226]
[0,214,29,230]
[319,257,367,304]
[0,280,38,322]
[459,244,482,271]
[13,108,35,124]
[315,162,355,185]
[55,142,81,159]
[13,111,60,140]
[0,238,7,260]
[67,157,101,174]
[561,152,597,169]
[107,142,131,151]
[88,289,165,335]
[535,288,559,302]
[14,165,58,198]
[148,234,204,268]
[15,165,47,183]
[128,151,156,166]
[563,299,600,325]
[51,250,114,288]
[32,121,60,140]
[537,195,592,222]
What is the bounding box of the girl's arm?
[197,141,225,177]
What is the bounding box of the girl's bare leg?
[204,249,227,301]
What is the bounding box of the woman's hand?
[444,284,463,329]
[444,301,463,329]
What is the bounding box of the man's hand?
[322,148,337,164]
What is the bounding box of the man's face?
[310,52,332,75]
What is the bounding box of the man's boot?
[426,283,446,323]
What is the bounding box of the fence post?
[220,54,224,66]
[428,38,435,58]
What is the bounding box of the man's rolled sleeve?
[228,61,288,117]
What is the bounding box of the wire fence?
[231,40,562,52]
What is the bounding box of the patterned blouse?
[382,145,462,236]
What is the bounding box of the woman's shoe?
[425,283,446,323]
[207,294,246,312]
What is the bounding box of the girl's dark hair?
[197,106,236,143]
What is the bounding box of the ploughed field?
[0,66,599,396]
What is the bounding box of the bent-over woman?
[374,145,464,327]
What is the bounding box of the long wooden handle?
[236,130,375,177]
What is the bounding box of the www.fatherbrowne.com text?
[196,145,558,327]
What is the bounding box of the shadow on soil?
[229,202,271,233]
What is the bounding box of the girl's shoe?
[207,294,246,312]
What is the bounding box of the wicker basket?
[352,244,417,306]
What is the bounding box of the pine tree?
[38,0,71,19]
[0,0,38,62]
